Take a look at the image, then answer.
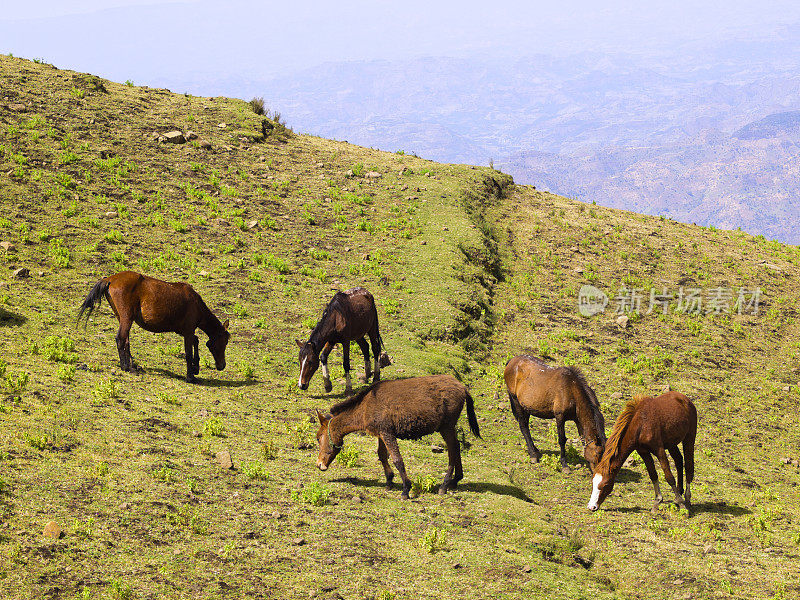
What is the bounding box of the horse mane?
[329,382,376,415]
[567,366,606,444]
[310,291,347,342]
[599,396,642,464]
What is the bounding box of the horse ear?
[222,319,229,330]
[295,339,304,349]
[316,409,326,425]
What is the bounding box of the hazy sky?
[4,1,800,82]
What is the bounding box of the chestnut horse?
[78,271,230,383]
[296,287,388,393]
[505,355,606,471]
[587,391,697,514]
[315,375,481,499]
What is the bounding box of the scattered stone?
[793,459,800,467]
[574,267,584,274]
[9,103,27,112]
[191,431,202,438]
[702,544,716,555]
[351,495,362,504]
[0,242,15,252]
[43,521,61,539]
[12,267,29,279]
[272,511,282,519]
[217,122,228,129]
[198,140,212,150]
[782,385,791,392]
[105,211,118,218]
[163,131,185,144]
[364,171,382,179]
[431,444,445,454]
[344,247,351,252]
[673,579,684,585]
[662,384,672,393]
[292,537,306,546]
[522,565,532,573]
[781,457,792,464]
[217,219,230,227]
[420,240,427,245]
[317,162,324,168]
[198,271,209,278]
[119,502,131,510]
[247,220,259,230]
[616,315,629,329]
[452,562,462,569]
[184,130,198,140]
[216,449,233,470]
[611,392,623,400]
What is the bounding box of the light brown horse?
[315,374,481,499]
[587,391,697,514]
[505,355,606,471]
[78,271,230,383]
[297,287,389,393]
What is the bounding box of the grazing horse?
[78,271,230,383]
[587,391,697,514]
[296,287,388,393]
[315,375,481,499]
[504,355,606,471]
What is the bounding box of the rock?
[781,457,792,464]
[217,219,230,226]
[0,242,15,252]
[216,449,233,470]
[662,384,672,393]
[364,171,382,179]
[522,565,532,573]
[574,267,584,274]
[782,385,791,392]
[702,544,716,555]
[198,140,212,150]
[119,502,131,510]
[616,315,629,328]
[185,130,198,140]
[611,392,623,400]
[431,444,445,454]
[43,521,61,539]
[163,131,185,144]
[292,537,306,546]
[217,122,228,129]
[198,271,209,278]
[793,459,799,467]
[452,562,462,569]
[105,211,118,218]
[247,220,259,230]
[12,267,29,279]
[351,495,362,504]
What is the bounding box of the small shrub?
[57,364,76,382]
[242,461,270,480]
[419,528,448,553]
[108,579,133,600]
[92,379,118,401]
[239,363,255,380]
[203,417,224,437]
[336,446,359,468]
[261,440,278,460]
[291,481,330,506]
[412,473,438,496]
[249,97,266,115]
[152,466,176,483]
[24,432,49,451]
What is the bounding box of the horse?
[315,374,481,499]
[504,355,606,472]
[78,270,230,383]
[296,287,389,393]
[587,391,697,514]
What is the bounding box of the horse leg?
[509,393,541,462]
[555,413,569,472]
[667,445,684,495]
[683,431,696,511]
[183,335,197,383]
[368,329,381,383]
[342,341,352,393]
[377,437,394,489]
[115,317,133,372]
[356,337,371,382]
[639,450,662,514]
[320,343,333,393]
[191,334,200,374]
[380,432,411,499]
[439,426,463,493]
[655,447,686,509]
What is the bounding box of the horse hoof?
[561,466,571,475]
[324,382,333,393]
[530,456,541,464]
[400,492,410,500]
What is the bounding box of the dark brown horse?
[505,355,606,471]
[78,270,230,383]
[315,374,481,499]
[296,287,388,393]
[587,391,697,514]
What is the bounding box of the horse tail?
[465,391,482,439]
[372,298,392,367]
[77,278,110,325]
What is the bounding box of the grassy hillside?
[1,55,800,600]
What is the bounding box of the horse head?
[583,439,605,472]
[206,319,230,370]
[587,460,615,511]
[296,339,320,390]
[315,410,341,470]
